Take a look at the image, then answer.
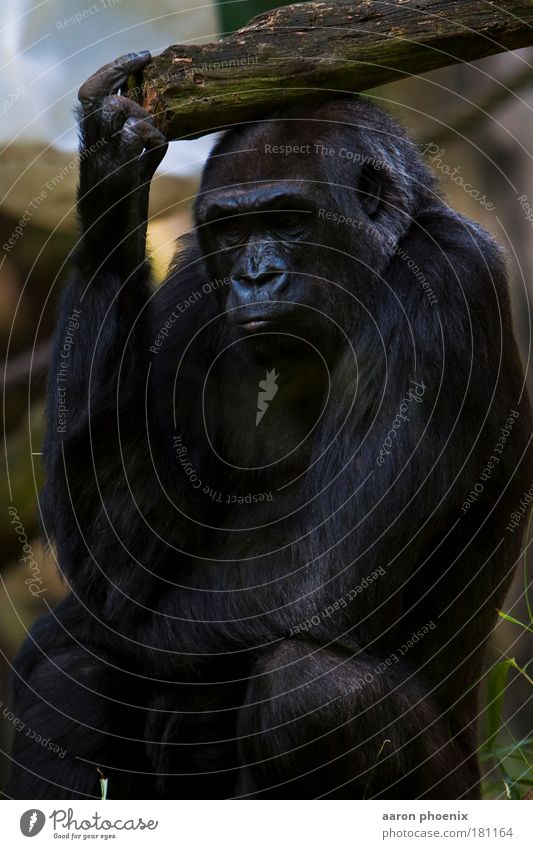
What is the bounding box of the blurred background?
[0,0,531,796]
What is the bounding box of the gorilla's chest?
[205,353,330,473]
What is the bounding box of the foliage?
[481,526,533,799]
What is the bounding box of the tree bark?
[130,0,533,139]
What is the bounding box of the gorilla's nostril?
[230,272,288,304]
[239,269,285,287]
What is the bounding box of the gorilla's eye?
[359,165,383,217]
[209,217,246,245]
[261,209,308,236]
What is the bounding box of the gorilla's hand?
[76,52,168,271]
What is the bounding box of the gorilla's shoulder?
[417,202,507,288]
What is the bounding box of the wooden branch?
[131,0,533,139]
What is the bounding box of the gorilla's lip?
[239,319,273,332]
[234,306,297,332]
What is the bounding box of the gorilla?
[6,52,532,799]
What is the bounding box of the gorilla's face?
[194,103,416,359]
[198,183,318,334]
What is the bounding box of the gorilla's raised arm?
[41,53,168,608]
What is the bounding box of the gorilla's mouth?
[239,319,274,332]
[233,304,298,333]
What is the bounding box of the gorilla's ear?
[358,163,383,217]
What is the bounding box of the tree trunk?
[130,0,533,139]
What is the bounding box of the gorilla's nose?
[230,269,288,302]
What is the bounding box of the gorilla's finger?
[102,95,156,137]
[78,51,151,106]
[121,116,167,150]
[121,118,168,175]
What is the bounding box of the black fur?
[6,68,532,799]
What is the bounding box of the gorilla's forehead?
[200,96,412,200]
[203,118,377,193]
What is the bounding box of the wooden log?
[129,0,533,139]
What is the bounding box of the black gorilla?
[7,52,532,799]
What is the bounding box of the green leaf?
[484,660,514,751]
[480,740,533,761]
[497,610,533,634]
[522,510,532,626]
[500,765,522,800]
[97,769,108,801]
[479,738,533,759]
